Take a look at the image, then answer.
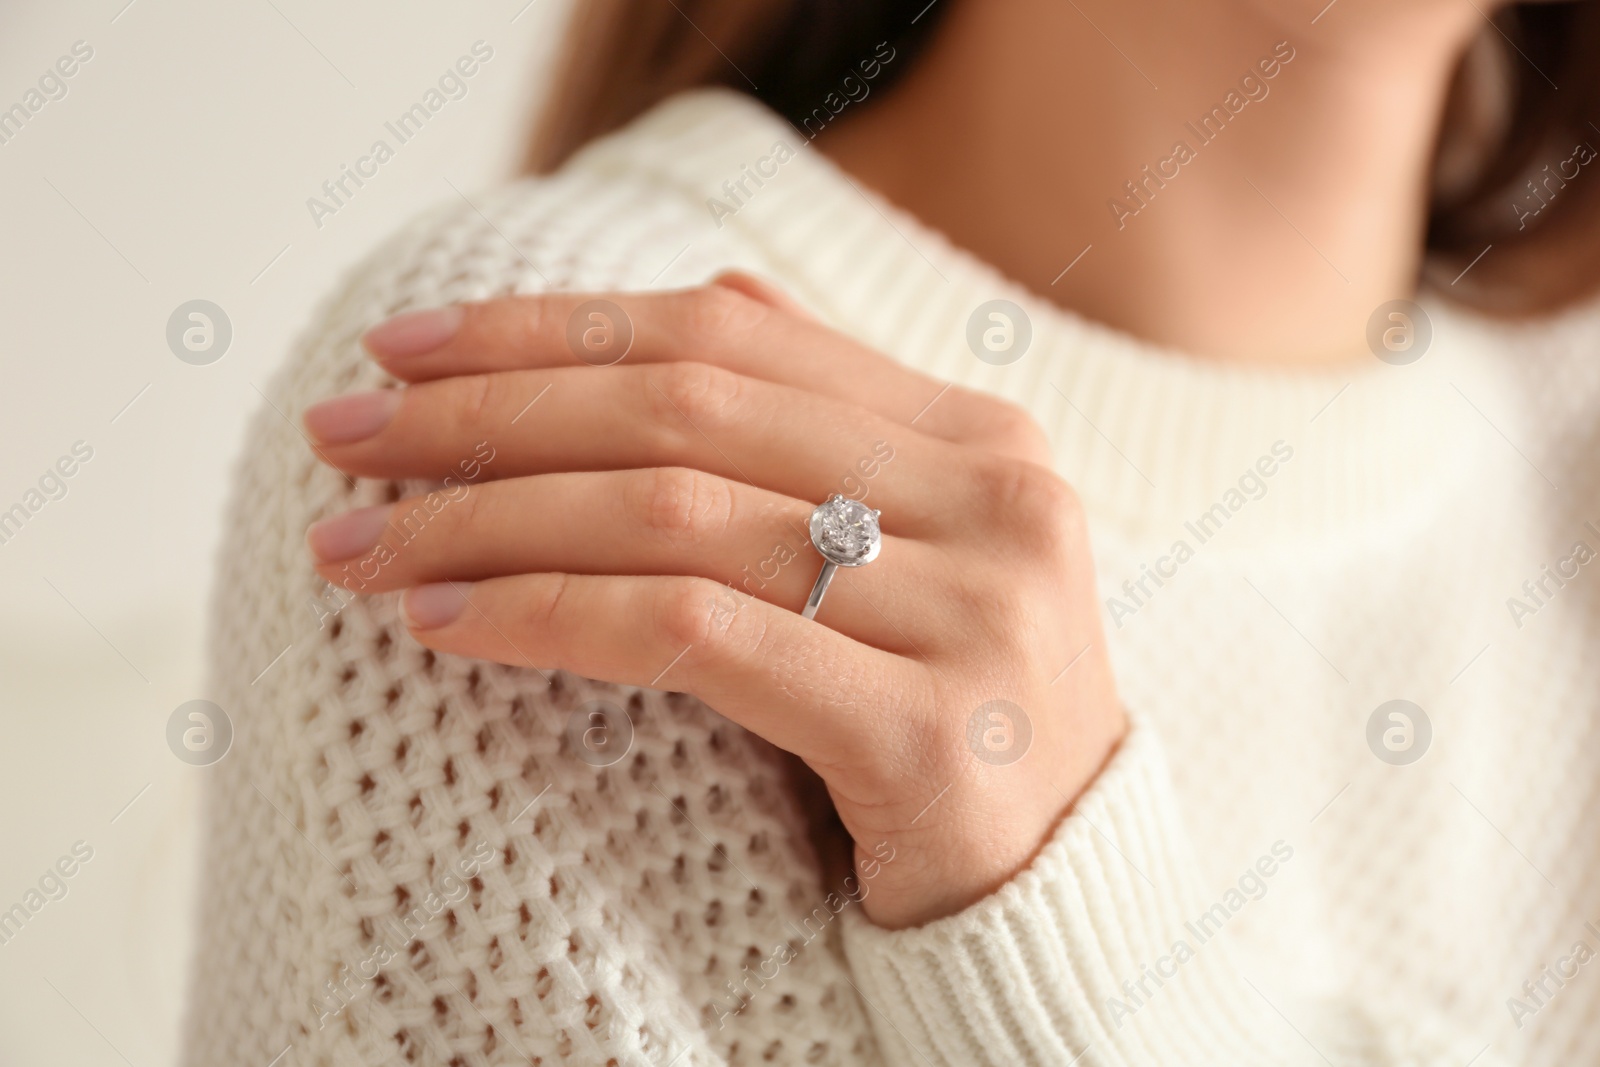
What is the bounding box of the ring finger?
[307,467,939,652]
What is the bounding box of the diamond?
[808,495,881,567]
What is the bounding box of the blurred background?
[0,3,564,1062]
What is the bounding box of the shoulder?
[327,89,798,334]
[265,90,800,414]
[216,91,796,635]
[228,91,801,482]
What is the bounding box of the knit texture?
[181,89,1600,1066]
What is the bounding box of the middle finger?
[306,467,942,652]
[305,362,959,532]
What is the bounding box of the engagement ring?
[802,495,881,620]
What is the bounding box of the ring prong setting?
[808,493,882,567]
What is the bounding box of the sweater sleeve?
[180,190,899,1067]
[840,710,1508,1067]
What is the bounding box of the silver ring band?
[801,562,839,621]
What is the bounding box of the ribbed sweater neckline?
[567,88,1505,551]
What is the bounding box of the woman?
[183,1,1600,1063]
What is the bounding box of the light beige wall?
[0,2,567,1062]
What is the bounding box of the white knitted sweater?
[183,90,1600,1067]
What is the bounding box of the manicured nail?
[361,306,464,361]
[303,390,401,445]
[306,505,392,563]
[402,582,470,629]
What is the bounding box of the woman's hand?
[300,275,1125,929]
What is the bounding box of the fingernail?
[402,582,470,629]
[306,505,392,563]
[362,306,464,361]
[303,390,401,445]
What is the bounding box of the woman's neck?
[822,0,1487,366]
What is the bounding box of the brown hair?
[529,0,1600,317]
